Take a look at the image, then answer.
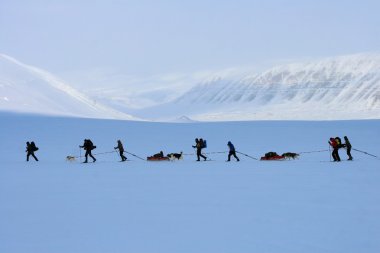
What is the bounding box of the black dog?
[281,152,300,160]
[167,152,183,161]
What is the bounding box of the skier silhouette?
[80,139,96,163]
[329,137,341,162]
[193,138,207,161]
[227,141,240,162]
[26,141,39,161]
[114,140,127,161]
[343,136,353,160]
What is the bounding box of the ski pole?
[79,146,82,163]
[236,151,258,160]
[328,143,331,162]
[352,148,378,158]
[125,151,145,161]
[114,149,119,161]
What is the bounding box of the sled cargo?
[260,152,285,161]
[260,155,286,161]
[147,156,169,161]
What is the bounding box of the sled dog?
[167,152,183,161]
[281,152,300,160]
[66,155,76,162]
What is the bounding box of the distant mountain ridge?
[137,53,379,121]
[1,53,379,121]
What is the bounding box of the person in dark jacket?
[227,141,240,162]
[343,136,353,160]
[80,139,96,163]
[114,140,127,161]
[329,137,340,162]
[192,138,207,161]
[26,141,39,161]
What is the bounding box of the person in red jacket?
[329,137,341,162]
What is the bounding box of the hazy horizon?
[1,0,380,86]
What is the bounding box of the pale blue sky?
[1,0,379,77]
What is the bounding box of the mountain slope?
[0,54,137,120]
[135,53,380,121]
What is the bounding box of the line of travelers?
[25,138,240,162]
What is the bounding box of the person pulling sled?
[80,139,96,163]
[227,141,239,162]
[26,141,39,162]
[329,137,341,162]
[114,140,127,161]
[193,138,207,161]
[342,136,353,160]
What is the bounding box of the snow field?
[1,113,380,253]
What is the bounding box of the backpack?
[335,137,342,148]
[202,139,207,148]
[31,142,38,151]
[88,140,96,150]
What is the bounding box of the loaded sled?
[147,156,170,161]
[260,152,285,161]
[147,151,169,161]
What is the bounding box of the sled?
[147,156,170,161]
[260,155,286,161]
[260,151,286,161]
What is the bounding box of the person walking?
[343,136,353,160]
[192,138,207,161]
[329,137,341,162]
[26,141,39,161]
[80,139,96,163]
[227,141,240,162]
[114,140,127,161]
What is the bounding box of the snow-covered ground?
[1,112,380,253]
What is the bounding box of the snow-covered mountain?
[0,54,137,120]
[135,53,380,121]
[2,53,379,121]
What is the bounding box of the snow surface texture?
[1,112,380,253]
[0,54,136,120]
